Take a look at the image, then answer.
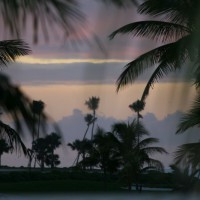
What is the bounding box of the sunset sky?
[1,1,198,168]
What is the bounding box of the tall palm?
[0,139,12,166]
[83,113,95,140]
[31,100,45,139]
[129,99,145,146]
[129,100,145,121]
[85,96,100,140]
[109,0,200,102]
[112,120,167,191]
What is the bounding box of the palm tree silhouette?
[68,139,93,168]
[110,0,200,102]
[31,100,45,140]
[85,96,100,140]
[112,120,167,191]
[92,127,121,182]
[83,113,96,140]
[129,100,145,139]
[45,132,61,168]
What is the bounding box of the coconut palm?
[45,132,61,168]
[68,138,93,168]
[129,99,145,145]
[92,127,121,176]
[85,96,100,140]
[31,100,45,139]
[32,138,47,170]
[109,0,200,102]
[112,120,167,191]
[0,139,12,166]
[83,113,96,140]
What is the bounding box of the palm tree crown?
[110,0,200,102]
[85,96,100,139]
[111,120,167,191]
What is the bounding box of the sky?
[1,1,198,169]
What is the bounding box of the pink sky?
[1,1,197,168]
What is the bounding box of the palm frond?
[0,74,34,134]
[138,0,191,24]
[116,42,174,91]
[101,0,138,7]
[109,21,189,42]
[0,0,85,43]
[174,142,200,170]
[176,93,200,133]
[141,36,191,101]
[0,39,31,67]
[139,137,159,148]
[0,120,27,155]
[146,158,164,172]
[142,146,168,155]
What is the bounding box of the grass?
[0,179,122,194]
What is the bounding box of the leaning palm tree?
[85,97,100,140]
[83,113,96,140]
[109,0,200,102]
[31,100,45,140]
[112,120,167,191]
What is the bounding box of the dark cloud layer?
[3,62,192,86]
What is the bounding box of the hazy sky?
[1,1,198,168]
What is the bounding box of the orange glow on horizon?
[17,56,130,64]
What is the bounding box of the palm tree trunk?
[0,155,1,167]
[91,110,96,140]
[37,113,41,139]
[83,125,90,140]
[136,111,140,190]
[51,150,54,169]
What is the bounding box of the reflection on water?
[1,194,200,200]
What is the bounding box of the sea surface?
[0,193,200,200]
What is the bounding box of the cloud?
[3,61,192,87]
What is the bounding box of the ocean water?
[0,193,200,200]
